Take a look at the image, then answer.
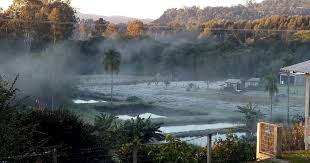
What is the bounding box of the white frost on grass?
[73,99,107,104]
[160,123,241,133]
[117,113,167,120]
[180,132,246,147]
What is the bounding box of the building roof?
[281,60,310,74]
[225,79,242,83]
[247,78,260,82]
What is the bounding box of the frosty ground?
[74,75,305,126]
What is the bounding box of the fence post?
[256,122,261,160]
[132,146,138,163]
[53,148,57,163]
[207,134,212,163]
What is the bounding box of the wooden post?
[256,122,261,160]
[207,134,212,163]
[305,75,310,150]
[53,148,57,163]
[133,146,138,163]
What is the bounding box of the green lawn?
[278,150,310,163]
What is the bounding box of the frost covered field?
[77,75,305,126]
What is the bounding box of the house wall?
[280,74,305,86]
[245,81,258,88]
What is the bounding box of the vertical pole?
[53,148,57,163]
[111,71,113,105]
[256,123,261,160]
[132,146,138,163]
[207,134,212,163]
[305,75,310,150]
[287,71,290,125]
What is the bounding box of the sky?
[0,0,264,19]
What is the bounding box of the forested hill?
[153,0,310,26]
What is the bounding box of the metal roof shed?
[281,60,310,150]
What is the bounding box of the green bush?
[0,76,35,157]
[148,135,196,163]
[115,143,157,163]
[22,109,98,162]
[197,134,256,163]
[281,124,305,152]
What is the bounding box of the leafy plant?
[0,76,35,157]
[211,134,256,162]
[236,102,264,134]
[121,116,164,144]
[148,135,196,163]
[94,113,123,148]
[264,74,278,122]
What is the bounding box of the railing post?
[256,122,261,160]
[132,146,138,163]
[53,148,57,163]
[207,134,212,163]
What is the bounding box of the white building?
[225,79,243,90]
[245,78,260,88]
[279,72,305,86]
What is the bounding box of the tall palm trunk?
[110,71,114,105]
[270,95,273,122]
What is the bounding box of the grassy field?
[72,75,305,127]
[278,150,310,163]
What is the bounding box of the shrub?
[148,135,196,163]
[120,116,164,144]
[126,96,143,103]
[22,109,98,162]
[197,134,256,163]
[94,113,124,149]
[236,102,264,134]
[115,143,157,163]
[0,76,35,157]
[281,124,305,152]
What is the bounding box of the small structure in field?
[245,78,260,88]
[281,60,310,150]
[279,72,305,86]
[225,79,243,91]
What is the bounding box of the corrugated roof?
[225,79,241,83]
[247,78,260,82]
[281,60,310,74]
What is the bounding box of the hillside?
[77,13,153,24]
[153,0,310,26]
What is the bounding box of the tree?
[148,135,195,162]
[94,113,123,148]
[92,18,109,37]
[5,0,76,48]
[127,20,144,37]
[264,74,278,122]
[236,102,264,134]
[283,53,294,125]
[103,49,121,105]
[121,116,164,144]
[0,76,35,157]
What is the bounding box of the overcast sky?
[0,0,264,19]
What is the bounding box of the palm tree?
[283,54,294,125]
[264,74,278,122]
[103,49,121,105]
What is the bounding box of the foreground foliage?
[197,134,256,163]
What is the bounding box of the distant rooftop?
[247,78,260,82]
[281,60,310,74]
[225,79,241,83]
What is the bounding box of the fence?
[256,122,283,160]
